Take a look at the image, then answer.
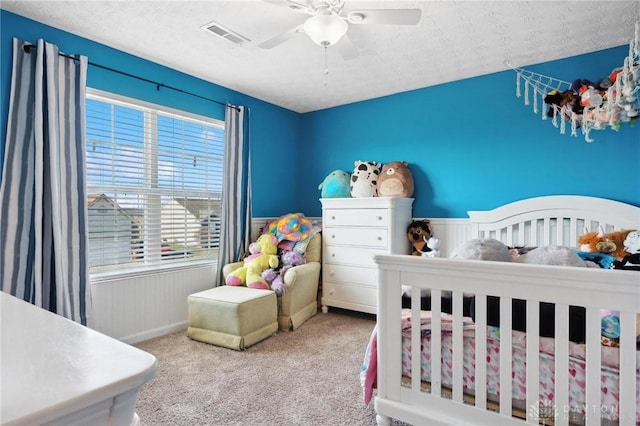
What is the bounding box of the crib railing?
[375,254,638,426]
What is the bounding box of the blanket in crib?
[361,310,474,404]
[360,310,640,423]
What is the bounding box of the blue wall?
[2,10,639,220]
[0,10,303,217]
[301,47,640,218]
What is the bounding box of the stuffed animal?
[600,310,621,347]
[262,250,307,295]
[578,227,634,260]
[450,239,586,267]
[513,245,587,267]
[407,219,438,256]
[612,230,640,270]
[422,237,441,258]
[377,161,414,197]
[318,170,351,198]
[449,238,513,262]
[599,308,640,347]
[544,89,583,119]
[226,234,279,289]
[349,160,381,198]
[267,213,312,242]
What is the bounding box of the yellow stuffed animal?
[226,234,279,289]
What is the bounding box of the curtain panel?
[216,105,252,286]
[0,38,91,325]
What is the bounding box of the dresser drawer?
[323,264,377,287]
[324,209,388,227]
[322,282,377,308]
[324,226,388,248]
[323,246,382,267]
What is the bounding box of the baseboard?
[121,321,189,345]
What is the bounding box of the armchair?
[222,232,322,331]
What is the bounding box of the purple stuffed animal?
[262,251,306,295]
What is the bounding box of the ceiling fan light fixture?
[303,12,348,46]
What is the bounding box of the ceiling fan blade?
[261,0,313,14]
[258,25,302,49]
[347,9,422,25]
[336,33,359,60]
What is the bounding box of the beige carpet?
[134,308,405,426]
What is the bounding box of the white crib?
[370,195,639,426]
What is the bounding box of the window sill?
[90,259,217,284]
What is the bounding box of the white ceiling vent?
[201,21,250,45]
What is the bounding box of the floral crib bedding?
[361,310,640,424]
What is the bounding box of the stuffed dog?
[407,219,433,256]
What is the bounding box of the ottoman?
[187,286,278,351]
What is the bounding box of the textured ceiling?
[2,1,639,113]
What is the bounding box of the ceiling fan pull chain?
[323,44,329,86]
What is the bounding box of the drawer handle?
[377,236,382,240]
[331,234,335,239]
[331,253,335,257]
[377,216,383,220]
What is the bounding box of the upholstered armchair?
[222,232,322,331]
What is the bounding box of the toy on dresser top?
[318,170,351,198]
[377,161,414,198]
[318,160,415,199]
[349,160,381,197]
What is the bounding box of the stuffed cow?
[349,160,381,198]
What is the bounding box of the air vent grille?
[201,21,250,45]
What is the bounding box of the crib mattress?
[361,310,640,424]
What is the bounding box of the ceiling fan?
[259,0,422,60]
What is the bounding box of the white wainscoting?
[89,218,274,344]
[88,217,471,344]
[90,264,215,344]
[428,218,473,257]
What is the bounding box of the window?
[85,90,224,273]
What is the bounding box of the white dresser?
[1,292,157,426]
[320,197,413,314]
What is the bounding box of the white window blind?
[85,90,224,273]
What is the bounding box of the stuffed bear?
[349,160,381,198]
[318,170,351,198]
[406,219,438,256]
[377,161,414,197]
[226,234,279,289]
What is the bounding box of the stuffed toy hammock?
[512,20,639,143]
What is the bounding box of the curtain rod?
[22,43,240,112]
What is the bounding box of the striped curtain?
[216,104,252,286]
[0,38,91,325]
